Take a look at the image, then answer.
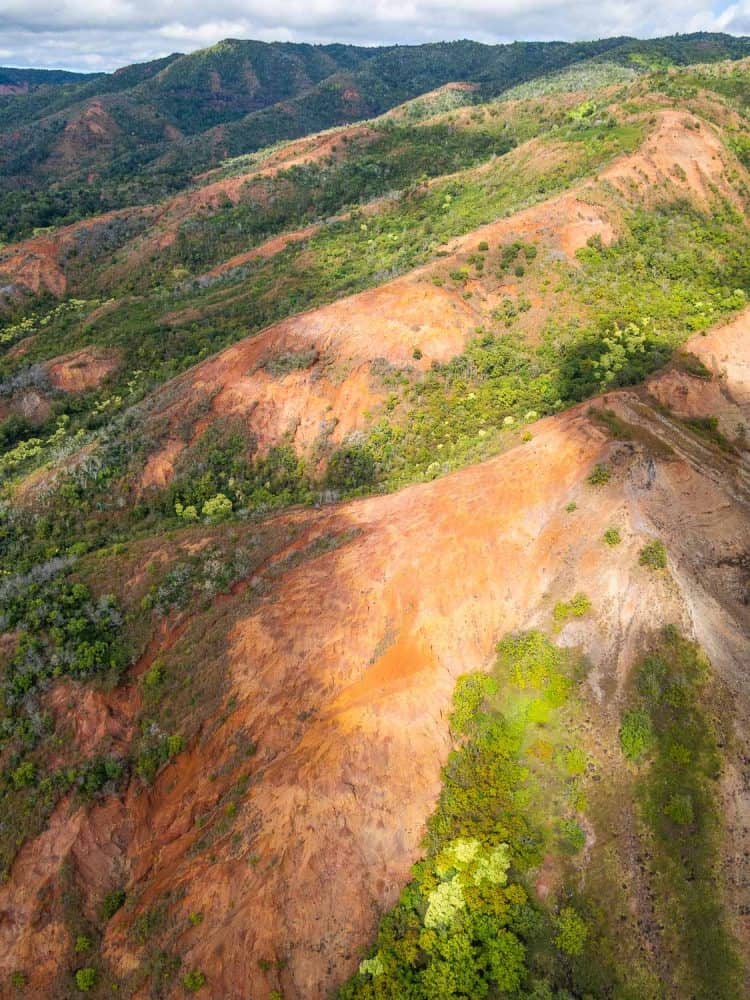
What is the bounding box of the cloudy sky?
[1,0,749,73]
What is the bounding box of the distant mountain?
[0,32,749,242]
[0,66,99,91]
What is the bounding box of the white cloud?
[0,0,745,72]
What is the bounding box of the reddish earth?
[0,123,375,300]
[45,346,121,392]
[100,124,378,279]
[2,307,749,995]
[202,223,321,278]
[133,111,729,485]
[139,280,479,477]
[0,208,150,298]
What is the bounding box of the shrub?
[10,972,27,989]
[664,793,694,826]
[264,348,317,376]
[565,501,577,512]
[11,761,35,789]
[201,493,232,522]
[558,818,586,853]
[675,351,712,380]
[325,443,376,493]
[182,970,207,992]
[74,968,97,992]
[143,663,165,691]
[74,936,92,954]
[553,593,591,624]
[639,540,667,570]
[619,709,653,760]
[101,889,126,921]
[565,747,587,775]
[166,734,185,757]
[587,463,610,486]
[555,907,588,956]
[603,527,621,546]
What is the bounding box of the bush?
[553,593,591,624]
[182,970,207,992]
[565,747,587,775]
[587,463,611,486]
[558,818,586,853]
[664,792,694,826]
[639,540,667,570]
[74,968,97,992]
[555,907,588,956]
[619,708,653,760]
[101,889,126,921]
[201,493,232,522]
[603,527,621,546]
[325,443,376,493]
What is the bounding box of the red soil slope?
[136,110,737,483]
[1,306,749,997]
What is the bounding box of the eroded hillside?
[1,50,750,1000]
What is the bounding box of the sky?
[1,0,749,73]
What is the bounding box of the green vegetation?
[619,628,742,997]
[0,36,654,241]
[0,564,131,877]
[639,539,667,570]
[74,967,97,992]
[618,708,654,759]
[587,464,611,486]
[182,969,207,992]
[101,889,127,920]
[340,630,604,998]
[0,42,749,995]
[603,527,621,546]
[682,414,736,452]
[342,624,742,1000]
[553,592,592,625]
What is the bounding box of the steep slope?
[1,310,748,996]
[126,108,739,476]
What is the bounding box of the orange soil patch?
[46,680,135,761]
[142,280,479,469]
[140,438,186,490]
[604,109,737,209]
[204,223,321,278]
[115,125,379,273]
[0,207,149,298]
[45,346,121,392]
[5,335,37,359]
[645,306,750,437]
